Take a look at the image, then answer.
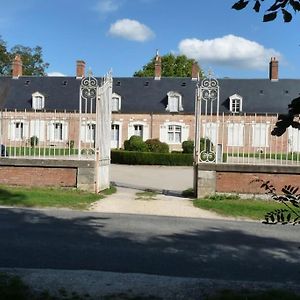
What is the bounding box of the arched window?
[166,91,183,113]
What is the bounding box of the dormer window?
[229,94,243,113]
[166,91,183,113]
[32,92,45,110]
[112,93,121,112]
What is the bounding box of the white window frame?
[32,92,45,110]
[229,94,243,113]
[81,121,96,143]
[160,122,189,145]
[112,93,121,112]
[227,122,244,147]
[111,121,122,149]
[8,119,29,141]
[47,120,68,142]
[166,91,183,113]
[202,122,218,146]
[252,123,269,148]
[128,121,149,141]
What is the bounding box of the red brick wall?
[217,172,300,194]
[0,166,77,187]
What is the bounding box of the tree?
[232,0,300,22]
[0,37,10,75]
[0,36,49,76]
[133,53,203,78]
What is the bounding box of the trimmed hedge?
[111,150,193,166]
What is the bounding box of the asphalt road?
[1,207,299,284]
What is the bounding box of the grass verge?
[135,191,157,201]
[193,194,286,220]
[0,185,116,210]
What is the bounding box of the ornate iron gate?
[79,71,112,192]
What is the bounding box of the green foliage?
[254,179,300,225]
[111,150,193,166]
[232,0,300,23]
[200,137,213,152]
[0,36,49,76]
[67,140,75,149]
[182,140,194,154]
[124,136,149,152]
[145,138,169,153]
[133,53,203,77]
[30,136,39,148]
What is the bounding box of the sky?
[0,0,300,79]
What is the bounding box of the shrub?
[124,136,149,152]
[111,150,193,166]
[200,137,213,152]
[67,140,75,149]
[145,138,169,153]
[182,140,194,153]
[30,136,38,147]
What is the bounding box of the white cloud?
[47,72,66,77]
[178,34,281,70]
[95,0,121,14]
[108,19,155,42]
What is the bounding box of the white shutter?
[252,123,268,147]
[181,125,189,142]
[128,123,134,139]
[228,123,244,147]
[23,121,29,139]
[160,125,167,143]
[47,122,54,142]
[63,121,68,141]
[8,121,14,140]
[80,122,86,142]
[143,124,149,141]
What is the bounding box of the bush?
[200,137,213,152]
[124,136,149,152]
[182,140,194,153]
[30,136,38,147]
[145,138,169,153]
[111,150,193,166]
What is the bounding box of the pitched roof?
[0,76,299,115]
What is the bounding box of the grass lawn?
[193,194,288,220]
[0,185,116,210]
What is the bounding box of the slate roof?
[0,75,299,115]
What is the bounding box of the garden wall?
[196,164,300,198]
[0,158,97,192]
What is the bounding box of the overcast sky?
[0,0,299,79]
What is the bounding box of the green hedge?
[111,150,193,166]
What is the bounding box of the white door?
[111,124,120,148]
[288,127,300,152]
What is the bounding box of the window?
[203,122,218,145]
[229,94,242,113]
[32,92,45,110]
[48,121,68,142]
[227,123,244,147]
[168,125,182,143]
[8,120,29,141]
[166,91,183,112]
[252,123,269,147]
[134,125,143,138]
[81,122,96,143]
[111,123,121,149]
[112,93,121,112]
[15,122,24,140]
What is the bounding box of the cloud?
[47,72,66,77]
[108,19,155,42]
[178,34,281,70]
[95,0,121,14]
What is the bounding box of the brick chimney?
[76,60,85,78]
[269,57,278,81]
[12,55,22,78]
[191,61,199,81]
[154,50,161,80]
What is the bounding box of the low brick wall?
[196,164,300,197]
[0,158,98,192]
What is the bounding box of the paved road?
[1,207,299,283]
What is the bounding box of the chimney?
[191,61,199,81]
[76,60,85,78]
[12,55,22,78]
[154,50,161,80]
[269,57,278,81]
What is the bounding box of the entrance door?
[111,124,120,148]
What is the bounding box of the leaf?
[287,213,291,222]
[290,0,300,11]
[267,2,283,11]
[253,0,261,12]
[232,0,249,10]
[263,11,278,22]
